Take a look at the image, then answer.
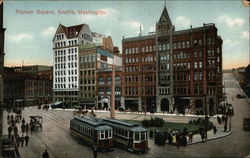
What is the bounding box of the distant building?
[20,65,52,74]
[122,6,223,114]
[4,67,52,107]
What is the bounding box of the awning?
[101,98,109,103]
[53,101,63,105]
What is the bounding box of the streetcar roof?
[94,125,112,131]
[130,126,147,132]
[73,117,104,127]
[101,118,138,128]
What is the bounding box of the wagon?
[30,115,43,131]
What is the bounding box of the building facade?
[4,68,52,107]
[122,6,223,114]
[52,24,93,107]
[78,40,122,110]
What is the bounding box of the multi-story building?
[78,36,122,110]
[4,67,52,107]
[52,24,93,107]
[122,6,223,114]
[20,65,52,74]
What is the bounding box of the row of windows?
[160,63,170,71]
[55,48,77,57]
[98,76,121,85]
[98,87,121,95]
[160,54,170,61]
[159,74,170,81]
[100,130,112,139]
[80,70,95,76]
[194,72,203,80]
[175,87,191,95]
[71,122,94,137]
[80,86,95,91]
[54,91,78,95]
[125,75,138,83]
[56,34,64,40]
[80,54,96,63]
[54,83,78,89]
[159,88,170,95]
[125,87,138,95]
[80,92,95,98]
[55,40,78,48]
[80,78,95,85]
[125,66,138,72]
[124,57,138,64]
[54,63,77,70]
[68,55,77,61]
[174,52,191,59]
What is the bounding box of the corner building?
[122,6,223,114]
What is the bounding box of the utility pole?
[110,64,115,119]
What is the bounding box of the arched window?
[107,76,112,85]
[115,76,121,84]
[98,76,104,85]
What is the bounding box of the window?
[98,77,104,85]
[135,133,140,141]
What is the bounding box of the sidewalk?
[188,128,232,145]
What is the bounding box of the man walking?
[20,134,25,147]
[16,134,20,147]
[42,149,49,158]
[93,146,98,158]
[25,134,29,146]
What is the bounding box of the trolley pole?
[110,64,115,119]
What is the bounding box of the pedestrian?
[24,134,29,146]
[13,125,18,136]
[93,146,97,158]
[8,126,12,137]
[7,114,10,125]
[213,126,217,135]
[188,132,193,143]
[176,133,180,148]
[42,149,49,158]
[20,134,25,147]
[21,124,26,133]
[224,124,228,132]
[22,117,25,125]
[30,124,34,134]
[25,123,29,133]
[16,134,20,147]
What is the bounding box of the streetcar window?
[100,131,105,139]
[109,130,112,138]
[105,131,108,138]
[135,133,140,141]
[141,132,146,141]
[124,131,128,138]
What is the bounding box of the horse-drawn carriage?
[29,115,43,132]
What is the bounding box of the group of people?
[166,130,188,148]
[7,114,30,148]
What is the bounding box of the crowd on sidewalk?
[7,113,35,148]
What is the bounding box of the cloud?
[241,31,249,39]
[218,15,244,28]
[42,27,56,36]
[148,25,155,33]
[174,16,191,29]
[223,39,239,47]
[122,20,144,34]
[7,33,33,42]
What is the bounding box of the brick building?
[122,6,223,114]
[78,37,122,110]
[4,67,52,107]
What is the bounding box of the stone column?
[121,96,125,109]
[138,97,142,112]
[156,97,161,112]
[169,97,174,113]
[190,98,195,114]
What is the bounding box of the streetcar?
[70,117,113,151]
[101,118,149,153]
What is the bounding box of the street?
[3,72,250,158]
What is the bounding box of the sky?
[3,0,250,69]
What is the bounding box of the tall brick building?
[122,6,223,114]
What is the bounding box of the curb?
[187,130,233,145]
